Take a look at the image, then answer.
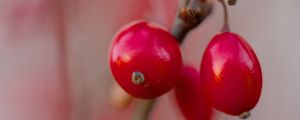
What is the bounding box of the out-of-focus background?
[0,0,299,120]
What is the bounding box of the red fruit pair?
[109,21,182,99]
[109,21,212,120]
[174,32,262,120]
[109,20,262,119]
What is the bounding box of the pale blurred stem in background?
[56,0,68,84]
[56,0,71,119]
[131,0,213,120]
[132,99,156,120]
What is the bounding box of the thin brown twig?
[172,0,213,43]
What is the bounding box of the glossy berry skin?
[109,21,182,99]
[175,66,212,120]
[200,32,262,115]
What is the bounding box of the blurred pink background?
[0,0,299,120]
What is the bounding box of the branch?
[131,0,213,120]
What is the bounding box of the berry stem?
[219,0,230,32]
[132,99,156,120]
[131,0,213,120]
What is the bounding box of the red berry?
[109,21,182,99]
[200,32,262,116]
[175,66,212,120]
